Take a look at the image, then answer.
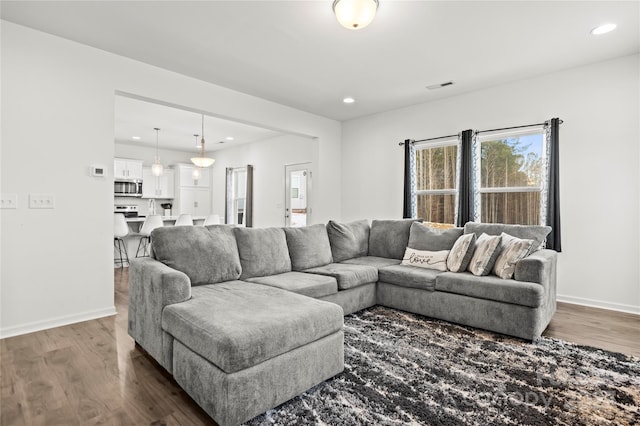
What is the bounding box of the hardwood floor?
[1,268,638,425]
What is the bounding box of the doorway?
[285,163,312,227]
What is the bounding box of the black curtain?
[402,139,413,218]
[456,129,474,227]
[245,165,254,228]
[546,118,562,251]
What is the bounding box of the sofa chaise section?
[165,281,344,426]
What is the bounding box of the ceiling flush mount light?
[191,115,216,168]
[151,128,164,177]
[225,136,234,141]
[591,23,616,35]
[132,136,141,140]
[333,0,379,30]
[343,96,355,104]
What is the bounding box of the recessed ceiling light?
[591,23,616,35]
[132,136,141,140]
[343,97,355,104]
[225,136,234,141]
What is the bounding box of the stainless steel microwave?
[114,179,143,197]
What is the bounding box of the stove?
[114,205,139,218]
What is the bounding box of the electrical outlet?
[0,194,18,209]
[29,193,55,209]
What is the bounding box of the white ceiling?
[2,1,638,123]
[114,95,285,152]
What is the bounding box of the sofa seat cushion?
[304,263,378,290]
[162,281,343,374]
[246,272,338,298]
[435,272,544,308]
[341,256,401,268]
[377,264,441,291]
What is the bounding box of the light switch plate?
[29,193,55,209]
[0,194,18,209]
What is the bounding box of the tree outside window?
[414,141,458,224]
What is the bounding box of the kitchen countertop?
[125,216,206,223]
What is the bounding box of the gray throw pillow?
[408,222,463,251]
[463,222,551,252]
[326,219,370,262]
[151,225,242,285]
[467,233,502,276]
[234,227,292,279]
[284,224,333,271]
[369,219,423,260]
[446,233,476,273]
[493,232,534,279]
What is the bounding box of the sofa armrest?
[128,257,191,368]
[514,249,557,285]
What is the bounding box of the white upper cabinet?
[177,164,211,188]
[142,167,175,199]
[114,158,143,180]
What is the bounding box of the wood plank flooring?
[1,268,638,425]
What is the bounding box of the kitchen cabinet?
[174,163,212,215]
[142,167,175,199]
[114,158,143,180]
[177,164,210,188]
[177,187,210,216]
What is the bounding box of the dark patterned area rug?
[245,306,640,426]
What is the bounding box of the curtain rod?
[399,118,563,146]
[398,134,458,146]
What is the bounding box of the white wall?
[210,135,314,228]
[341,54,640,314]
[0,21,342,337]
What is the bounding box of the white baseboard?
[0,306,117,339]
[556,294,640,315]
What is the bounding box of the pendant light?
[191,114,216,168]
[151,127,164,176]
[192,134,201,180]
[333,0,379,30]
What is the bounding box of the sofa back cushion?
[234,227,292,279]
[368,219,422,260]
[151,225,242,285]
[464,222,551,252]
[408,222,463,251]
[283,224,333,270]
[326,219,370,262]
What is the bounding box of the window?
[404,119,560,249]
[226,167,247,226]
[414,139,458,224]
[475,129,545,225]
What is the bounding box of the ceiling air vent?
[426,81,455,90]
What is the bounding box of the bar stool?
[114,213,130,268]
[136,215,163,258]
[204,214,221,226]
[175,214,194,226]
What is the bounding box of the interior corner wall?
[0,21,342,337]
[210,135,314,228]
[341,54,640,314]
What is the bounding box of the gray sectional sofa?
[128,219,557,425]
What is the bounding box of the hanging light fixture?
[333,0,379,30]
[191,114,216,168]
[151,127,164,176]
[192,134,201,180]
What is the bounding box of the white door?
[285,163,311,227]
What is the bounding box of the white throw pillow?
[493,232,535,279]
[401,247,449,271]
[447,233,476,273]
[467,233,502,276]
